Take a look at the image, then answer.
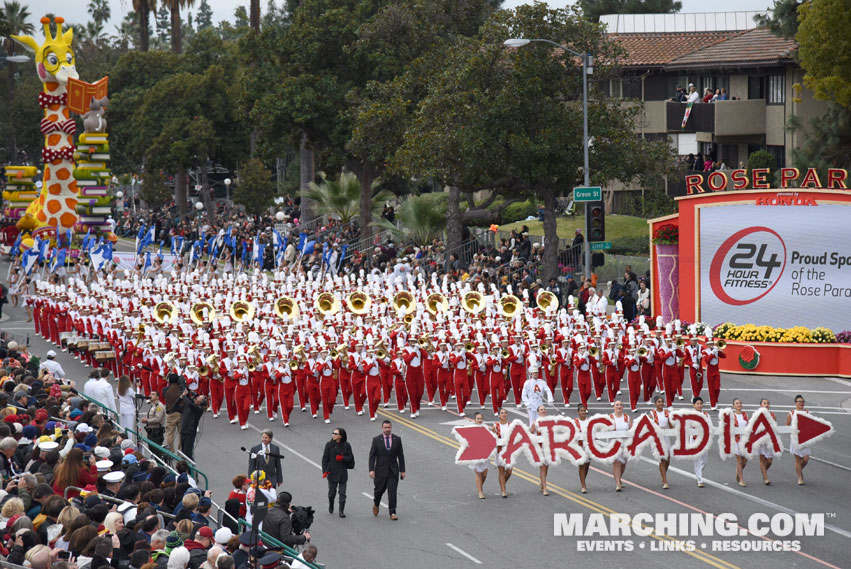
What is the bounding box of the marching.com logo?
[709,226,787,305]
[554,512,824,552]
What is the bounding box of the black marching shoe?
[339,502,346,518]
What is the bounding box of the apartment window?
[609,78,624,99]
[748,75,765,100]
[767,145,786,168]
[768,74,785,104]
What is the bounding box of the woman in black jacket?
[321,428,354,518]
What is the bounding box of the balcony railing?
[665,100,768,137]
[666,101,715,132]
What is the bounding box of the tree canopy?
[797,0,851,108]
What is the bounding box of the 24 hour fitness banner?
[699,204,851,330]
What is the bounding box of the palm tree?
[376,193,447,247]
[164,0,195,53]
[250,0,260,30]
[87,0,111,26]
[2,0,34,162]
[302,171,393,225]
[132,0,156,51]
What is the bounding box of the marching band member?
[521,367,553,426]
[611,400,631,491]
[337,343,353,410]
[701,338,725,410]
[348,342,367,416]
[602,339,623,404]
[305,348,322,418]
[469,412,490,500]
[422,337,438,407]
[625,346,643,412]
[263,355,280,422]
[364,349,383,421]
[318,349,338,424]
[492,408,513,498]
[574,404,590,493]
[757,398,775,485]
[731,398,749,487]
[472,344,489,409]
[276,356,295,427]
[556,338,573,408]
[391,348,407,413]
[249,351,266,414]
[573,342,593,409]
[434,342,452,411]
[685,334,704,399]
[487,344,506,416]
[658,334,683,408]
[221,347,239,423]
[234,356,252,430]
[590,336,606,401]
[691,396,709,488]
[402,335,426,418]
[649,396,671,489]
[508,335,527,407]
[378,342,394,408]
[786,394,811,485]
[640,336,655,405]
[450,342,469,416]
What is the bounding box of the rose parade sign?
[453,409,833,468]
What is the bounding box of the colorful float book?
[67,77,109,114]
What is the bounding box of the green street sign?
[589,241,612,251]
[574,186,602,202]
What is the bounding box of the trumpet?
[461,291,484,314]
[347,291,372,315]
[536,290,559,311]
[497,294,521,318]
[274,296,300,321]
[230,300,256,322]
[315,292,341,316]
[465,342,475,353]
[501,348,510,358]
[675,336,686,348]
[393,291,416,315]
[637,346,649,358]
[189,301,216,326]
[715,339,727,350]
[426,293,449,316]
[154,301,179,325]
[289,361,299,370]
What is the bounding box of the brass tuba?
[392,291,416,315]
[536,290,559,312]
[189,301,216,326]
[461,291,484,314]
[497,294,521,319]
[347,291,372,315]
[426,293,449,316]
[314,292,341,316]
[274,296,300,321]
[154,301,179,325]
[230,300,256,322]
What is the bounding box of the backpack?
[290,505,314,535]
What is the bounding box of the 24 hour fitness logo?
[709,227,787,305]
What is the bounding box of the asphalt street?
[2,255,850,569]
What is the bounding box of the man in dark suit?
[368,420,406,520]
[248,429,284,487]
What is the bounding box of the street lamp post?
[224,178,232,204]
[504,37,594,279]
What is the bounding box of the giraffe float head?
[12,16,78,85]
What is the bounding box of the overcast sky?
[22,0,775,43]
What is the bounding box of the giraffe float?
[12,16,80,240]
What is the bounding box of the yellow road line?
[379,409,741,569]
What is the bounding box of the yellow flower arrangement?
[713,323,837,344]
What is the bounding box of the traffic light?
[585,200,605,242]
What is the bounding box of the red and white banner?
[698,204,851,330]
[453,411,833,468]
